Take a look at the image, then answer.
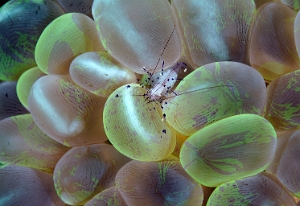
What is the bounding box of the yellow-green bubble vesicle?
[103,84,176,161]
[16,67,45,110]
[35,12,103,74]
[165,61,265,136]
[180,114,277,187]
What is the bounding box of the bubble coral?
[85,186,128,206]
[2,0,300,205]
[115,158,204,206]
[0,114,69,172]
[171,0,255,67]
[270,129,300,197]
[103,84,176,162]
[0,164,64,205]
[16,66,45,110]
[248,2,300,81]
[35,12,104,75]
[180,114,277,187]
[92,0,181,73]
[28,74,107,146]
[69,51,136,97]
[207,172,297,205]
[0,0,65,80]
[53,143,130,205]
[0,81,28,120]
[265,70,300,130]
[164,61,266,136]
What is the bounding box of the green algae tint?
[180,114,277,187]
[0,0,64,80]
[103,83,176,162]
[265,70,300,130]
[207,173,297,205]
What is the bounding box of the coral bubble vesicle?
[103,84,176,161]
[35,12,104,75]
[0,0,65,80]
[248,2,299,81]
[0,81,28,120]
[265,70,300,130]
[0,165,64,206]
[53,144,130,205]
[92,0,181,74]
[207,173,297,205]
[0,114,69,172]
[171,0,255,68]
[69,51,136,97]
[276,129,300,197]
[115,159,204,206]
[180,114,277,187]
[164,61,266,136]
[28,74,107,146]
[85,187,128,206]
[16,67,45,110]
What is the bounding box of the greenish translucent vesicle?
[16,66,45,110]
[35,12,104,74]
[180,114,277,187]
[264,69,300,130]
[103,83,176,161]
[164,61,266,136]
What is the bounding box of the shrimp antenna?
[152,25,176,77]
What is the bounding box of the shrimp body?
[147,62,187,101]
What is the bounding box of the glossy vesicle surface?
[265,70,300,130]
[28,74,107,146]
[92,0,181,74]
[180,114,277,187]
[0,164,64,206]
[2,0,300,205]
[276,129,300,197]
[115,158,204,206]
[248,2,299,81]
[164,61,266,136]
[207,173,297,205]
[16,66,45,110]
[85,186,128,206]
[70,51,136,97]
[0,114,69,172]
[104,84,176,161]
[35,12,104,75]
[53,143,130,205]
[171,0,255,68]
